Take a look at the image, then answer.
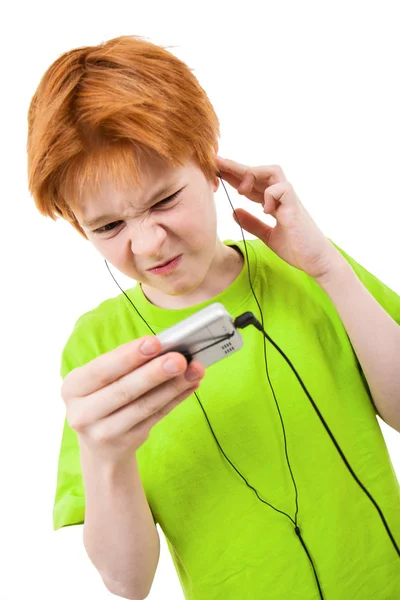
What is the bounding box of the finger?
[74,351,193,425]
[63,336,164,398]
[217,156,249,179]
[233,208,274,245]
[89,374,201,441]
[116,382,201,446]
[238,171,256,194]
[266,181,297,206]
[217,157,252,190]
[217,169,243,189]
[218,157,286,190]
[137,383,200,430]
[217,162,264,204]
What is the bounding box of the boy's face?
[71,154,230,306]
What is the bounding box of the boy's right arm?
[81,448,159,600]
[61,335,205,599]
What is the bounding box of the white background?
[1,1,399,598]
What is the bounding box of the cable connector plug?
[233,311,263,332]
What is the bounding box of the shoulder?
[60,292,137,378]
[74,293,125,331]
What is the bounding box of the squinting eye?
[93,189,183,235]
[94,221,123,234]
[156,189,182,206]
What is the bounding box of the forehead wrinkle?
[80,178,177,227]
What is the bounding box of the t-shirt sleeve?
[53,320,159,530]
[329,238,400,326]
[53,325,89,531]
[328,238,400,410]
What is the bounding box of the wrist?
[313,249,351,291]
[79,439,138,474]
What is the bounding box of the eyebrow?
[81,182,177,228]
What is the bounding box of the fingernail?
[185,371,200,381]
[185,367,201,382]
[163,359,181,374]
[140,339,158,355]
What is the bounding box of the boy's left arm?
[315,257,400,433]
[214,157,399,431]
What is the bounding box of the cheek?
[92,235,131,267]
[180,200,217,252]
[180,194,216,228]
[192,196,217,229]
[115,235,136,263]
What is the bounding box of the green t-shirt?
[54,238,400,599]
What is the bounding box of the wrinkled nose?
[126,219,168,259]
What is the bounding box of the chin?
[165,266,208,295]
[165,277,203,297]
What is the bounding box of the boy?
[27,35,400,599]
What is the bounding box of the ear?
[212,174,220,193]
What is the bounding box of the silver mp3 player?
[155,302,244,367]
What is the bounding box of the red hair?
[27,35,220,239]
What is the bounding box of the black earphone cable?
[104,173,399,600]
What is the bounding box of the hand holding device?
[61,336,205,464]
[61,303,242,464]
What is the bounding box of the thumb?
[233,208,273,245]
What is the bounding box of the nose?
[126,219,167,258]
